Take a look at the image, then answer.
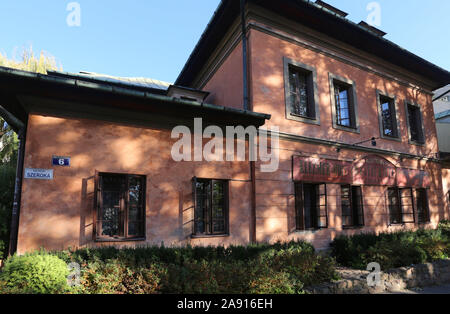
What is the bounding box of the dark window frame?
[329,73,360,133]
[376,90,401,141]
[387,187,416,225]
[192,177,230,237]
[405,101,425,145]
[416,188,430,224]
[341,185,365,229]
[94,172,146,242]
[284,57,320,125]
[294,182,328,231]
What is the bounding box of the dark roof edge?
[0,66,271,122]
[175,0,450,89]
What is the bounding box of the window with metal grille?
[288,66,315,119]
[387,187,415,225]
[295,183,328,230]
[416,188,430,224]
[95,173,146,240]
[193,178,229,236]
[341,185,365,228]
[406,103,425,144]
[379,95,399,138]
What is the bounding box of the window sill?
[332,124,360,134]
[95,237,146,243]
[287,113,320,125]
[380,134,402,142]
[191,234,230,239]
[409,140,425,147]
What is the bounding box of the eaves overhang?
[0,66,271,128]
[176,0,450,90]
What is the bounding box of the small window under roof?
[315,0,348,18]
[166,85,210,103]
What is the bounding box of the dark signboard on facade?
[292,156,353,184]
[397,168,431,188]
[293,155,431,188]
[353,155,396,186]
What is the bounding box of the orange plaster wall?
[254,138,446,249]
[17,114,253,254]
[202,41,244,110]
[248,28,439,157]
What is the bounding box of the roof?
[175,0,450,90]
[436,109,450,120]
[48,70,171,93]
[0,66,271,127]
[434,84,450,101]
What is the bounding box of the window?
[416,189,430,224]
[387,188,415,225]
[96,173,146,240]
[341,185,364,228]
[284,57,320,124]
[406,102,425,144]
[329,74,359,132]
[377,92,399,139]
[295,183,328,230]
[193,178,229,236]
[441,96,450,102]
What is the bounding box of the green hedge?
[0,251,69,294]
[9,241,337,294]
[330,223,450,270]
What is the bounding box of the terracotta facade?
[12,2,450,253]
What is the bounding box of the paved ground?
[391,284,450,294]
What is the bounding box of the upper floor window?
[193,178,229,236]
[405,101,425,144]
[284,57,320,125]
[377,92,399,140]
[329,74,359,132]
[96,173,146,241]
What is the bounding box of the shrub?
[331,229,450,270]
[0,252,69,294]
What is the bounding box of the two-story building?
[1,0,450,254]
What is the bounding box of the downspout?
[8,127,26,256]
[241,0,249,111]
[0,105,27,257]
[241,0,257,243]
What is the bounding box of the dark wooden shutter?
[295,182,304,231]
[316,184,328,229]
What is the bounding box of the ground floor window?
[387,187,415,225]
[416,188,430,224]
[295,183,328,230]
[96,173,146,240]
[193,178,229,236]
[341,185,364,228]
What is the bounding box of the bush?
[331,228,450,270]
[0,252,69,294]
[56,241,337,294]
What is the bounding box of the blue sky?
[0,0,448,83]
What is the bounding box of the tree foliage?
[0,46,62,258]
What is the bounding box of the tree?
[0,46,62,258]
